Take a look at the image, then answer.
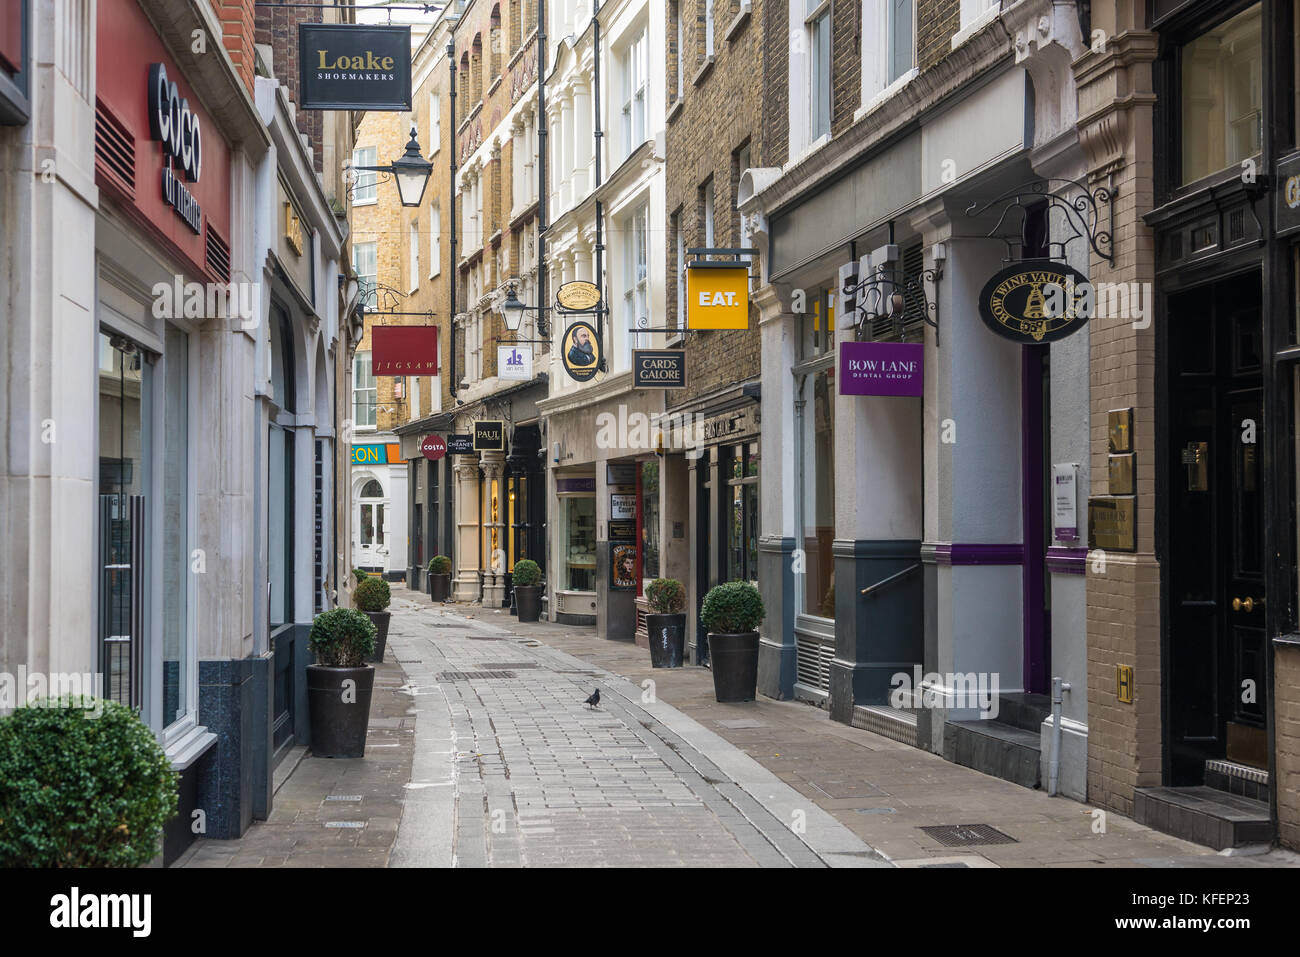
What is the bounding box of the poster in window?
[611,543,638,589]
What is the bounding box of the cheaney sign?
[299,24,412,111]
[977,261,1091,344]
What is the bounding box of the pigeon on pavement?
[584,688,600,709]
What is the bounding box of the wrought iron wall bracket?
[842,266,943,347]
[964,177,1115,265]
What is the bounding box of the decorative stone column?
[571,76,591,199]
[480,449,507,607]
[453,454,482,601]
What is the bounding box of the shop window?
[161,324,190,728]
[725,442,760,582]
[798,287,836,359]
[563,495,597,590]
[1179,4,1262,185]
[800,367,836,619]
[98,332,150,710]
[641,459,660,580]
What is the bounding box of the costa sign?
[420,434,447,461]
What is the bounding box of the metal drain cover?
[478,662,541,669]
[436,670,518,680]
[919,824,1017,847]
[467,635,506,640]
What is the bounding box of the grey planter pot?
[306,664,375,758]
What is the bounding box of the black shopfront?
[1146,0,1300,839]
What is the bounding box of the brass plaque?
[1117,665,1134,704]
[1088,495,1137,552]
[1182,440,1208,492]
[1108,453,1136,495]
[1108,408,1134,453]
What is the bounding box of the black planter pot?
[306,664,375,758]
[646,614,686,668]
[363,610,390,663]
[428,572,451,602]
[708,631,760,702]
[515,585,542,622]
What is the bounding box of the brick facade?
[255,4,324,172]
[665,0,781,408]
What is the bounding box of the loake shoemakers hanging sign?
[977,261,1092,344]
[299,24,412,111]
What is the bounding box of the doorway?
[1167,270,1267,783]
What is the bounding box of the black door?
[1168,271,1267,783]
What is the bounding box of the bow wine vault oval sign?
[977,261,1092,344]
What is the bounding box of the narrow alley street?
[177,589,1297,869]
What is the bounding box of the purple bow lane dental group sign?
[838,341,923,397]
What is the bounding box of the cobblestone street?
[177,588,1300,868]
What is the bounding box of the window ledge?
[692,55,715,88]
[352,197,378,207]
[854,68,919,124]
[667,98,685,124]
[164,725,218,771]
[488,75,503,98]
[951,6,1001,53]
[725,3,752,42]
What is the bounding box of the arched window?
[361,479,383,498]
[471,34,483,106]
[509,0,521,53]
[489,6,502,78]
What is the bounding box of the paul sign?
[977,261,1092,344]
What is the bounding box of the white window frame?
[430,205,442,279]
[703,179,715,248]
[807,0,832,141]
[353,146,378,205]
[353,241,378,308]
[621,29,648,160]
[860,0,916,111]
[623,203,650,365]
[705,0,715,57]
[353,351,377,429]
[429,92,441,156]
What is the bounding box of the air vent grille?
[94,99,135,195]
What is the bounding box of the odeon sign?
[147,62,203,233]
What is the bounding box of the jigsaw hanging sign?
[299,24,413,111]
[371,325,438,376]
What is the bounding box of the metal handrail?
[859,563,921,598]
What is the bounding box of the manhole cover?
[325,795,362,802]
[467,635,506,640]
[436,670,518,680]
[919,824,1017,847]
[324,821,366,829]
[478,662,541,669]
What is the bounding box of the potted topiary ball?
[427,554,452,602]
[307,608,377,758]
[512,559,543,622]
[354,576,392,663]
[0,696,178,867]
[645,578,687,668]
[701,581,766,702]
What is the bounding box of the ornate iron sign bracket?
[965,177,1115,265]
[842,264,943,347]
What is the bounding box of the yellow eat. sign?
[687,266,749,329]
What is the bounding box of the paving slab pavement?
[175,587,1300,868]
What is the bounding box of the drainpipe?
[537,0,548,315]
[1048,675,1072,796]
[449,38,458,398]
[592,0,605,364]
